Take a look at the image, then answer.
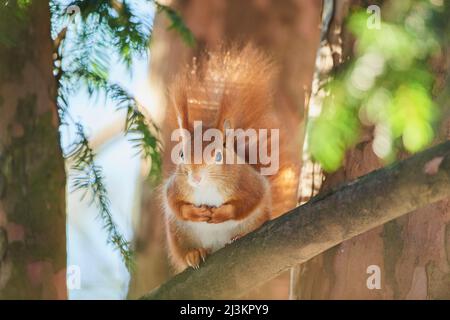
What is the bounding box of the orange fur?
[162,45,286,272]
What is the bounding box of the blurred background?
[60,0,324,299]
[53,0,450,300]
[0,0,449,299]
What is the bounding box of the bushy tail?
[168,44,277,132]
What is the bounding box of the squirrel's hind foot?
[185,248,209,269]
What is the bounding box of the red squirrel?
[162,45,281,272]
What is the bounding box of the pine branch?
[49,0,190,270]
[153,0,196,47]
[67,123,135,272]
[109,84,162,180]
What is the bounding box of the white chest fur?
[187,182,232,251]
[183,219,242,252]
[190,182,225,207]
[165,178,264,252]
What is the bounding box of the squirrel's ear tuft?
[169,73,190,130]
[223,119,231,130]
[222,119,232,137]
[222,119,234,148]
[177,116,184,130]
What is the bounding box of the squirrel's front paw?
[207,204,235,224]
[180,204,212,222]
[185,248,208,269]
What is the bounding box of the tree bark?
[294,0,450,300]
[0,2,66,299]
[142,141,450,299]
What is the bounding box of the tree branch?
[142,141,450,299]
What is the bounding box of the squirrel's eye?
[215,151,222,163]
[179,150,184,160]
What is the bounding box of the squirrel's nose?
[192,173,202,184]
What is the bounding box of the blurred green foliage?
[309,0,450,172]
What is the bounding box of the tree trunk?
[294,0,450,300]
[0,1,66,299]
[128,0,322,299]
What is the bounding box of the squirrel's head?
[173,119,248,189]
[166,45,278,186]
